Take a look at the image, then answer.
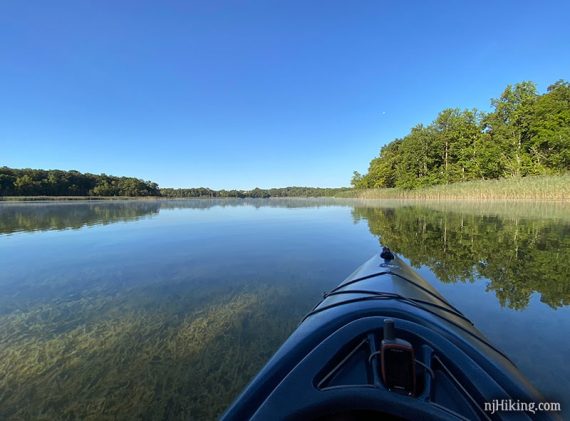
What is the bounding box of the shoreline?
[1,174,569,203]
[1,196,569,203]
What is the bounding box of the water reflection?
[0,199,568,419]
[0,201,161,235]
[2,199,568,312]
[0,200,366,419]
[0,198,353,235]
[353,205,570,310]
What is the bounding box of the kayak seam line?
[328,271,391,293]
[328,270,463,316]
[390,272,464,315]
[324,290,473,325]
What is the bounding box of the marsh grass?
[340,174,570,201]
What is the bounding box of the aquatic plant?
[0,285,303,420]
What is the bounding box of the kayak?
[222,248,558,420]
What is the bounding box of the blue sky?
[1,1,569,189]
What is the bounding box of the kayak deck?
[222,253,555,420]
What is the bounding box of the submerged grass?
[0,285,301,420]
[340,174,570,201]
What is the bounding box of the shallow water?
[0,199,568,419]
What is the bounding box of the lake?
[1,199,568,419]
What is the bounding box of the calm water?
[1,199,569,419]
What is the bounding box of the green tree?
[0,167,160,197]
[0,173,16,195]
[359,139,402,188]
[394,125,440,188]
[354,79,568,189]
[350,171,365,188]
[433,108,483,183]
[484,81,538,177]
[527,80,570,171]
[14,175,37,195]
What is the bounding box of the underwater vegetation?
[2,199,569,419]
[0,283,303,420]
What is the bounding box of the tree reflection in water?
[352,204,570,310]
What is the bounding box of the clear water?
[1,199,568,419]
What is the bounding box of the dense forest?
[0,168,160,197]
[352,80,570,189]
[0,167,350,198]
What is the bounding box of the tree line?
[0,168,160,197]
[352,80,570,189]
[0,167,351,198]
[160,186,352,198]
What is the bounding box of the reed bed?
[341,174,570,201]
